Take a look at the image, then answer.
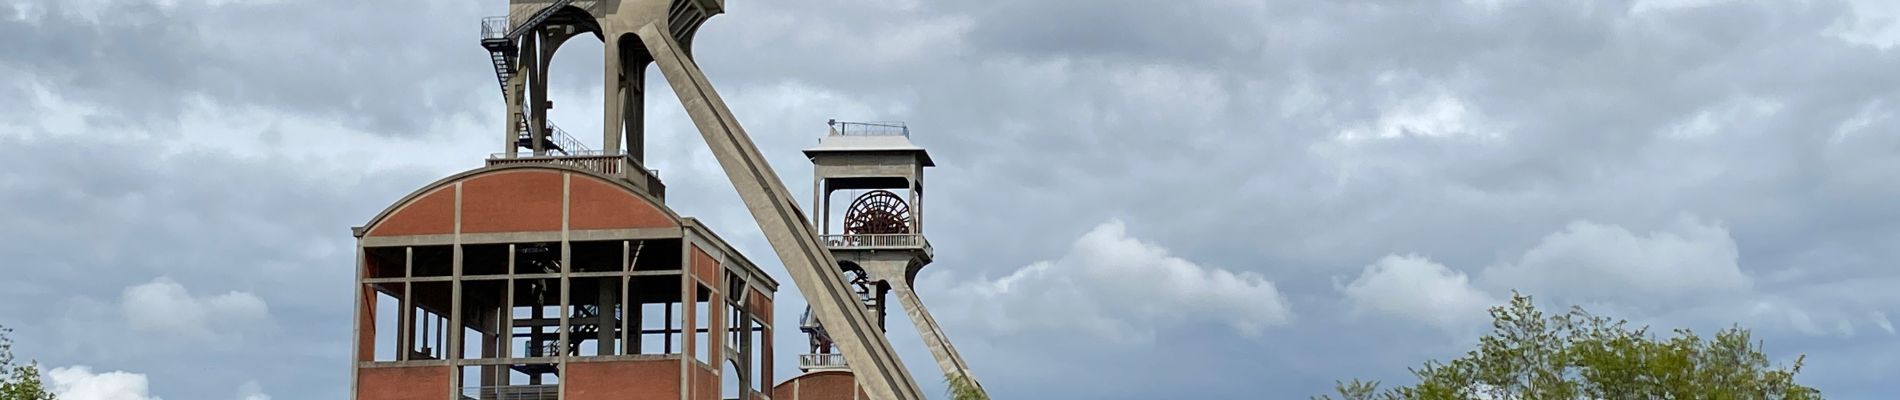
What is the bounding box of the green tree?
[946,372,988,400]
[0,325,55,400]
[1316,293,1821,400]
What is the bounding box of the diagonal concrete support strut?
[635,22,928,400]
[888,282,982,389]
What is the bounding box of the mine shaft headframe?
[474,1,932,399]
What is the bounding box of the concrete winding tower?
[790,121,983,393]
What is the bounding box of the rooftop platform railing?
[487,152,667,200]
[799,353,849,371]
[828,121,909,137]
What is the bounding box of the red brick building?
[351,163,777,400]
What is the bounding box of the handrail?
[484,153,659,176]
[504,0,575,40]
[540,123,592,154]
[827,121,909,137]
[800,353,850,370]
[480,16,510,40]
[483,153,666,200]
[819,234,927,249]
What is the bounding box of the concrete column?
[449,243,464,390]
[504,71,525,158]
[914,180,923,234]
[820,182,831,236]
[502,245,515,386]
[622,240,635,355]
[598,278,616,355]
[602,32,624,155]
[557,237,572,392]
[624,276,637,354]
[399,247,414,361]
[812,178,823,233]
[481,307,499,387]
[737,308,755,400]
[625,62,647,163]
[528,33,549,156]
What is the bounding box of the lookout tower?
[783,121,984,394]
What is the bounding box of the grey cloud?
[0,0,494,136]
[5,0,1900,398]
[0,127,435,398]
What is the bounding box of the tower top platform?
[804,121,935,167]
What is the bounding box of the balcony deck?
[818,234,931,254]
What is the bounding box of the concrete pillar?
[399,247,414,361]
[812,178,823,234]
[634,65,649,163]
[598,278,616,355]
[914,180,924,234]
[504,71,525,158]
[502,244,515,386]
[738,307,755,400]
[602,31,624,156]
[481,307,500,387]
[820,183,831,236]
[623,240,639,355]
[528,33,550,156]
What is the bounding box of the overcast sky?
[2,0,1898,398]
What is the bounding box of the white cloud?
[1341,254,1498,333]
[47,366,162,400]
[1832,0,1900,48]
[1482,216,1750,303]
[120,277,269,340]
[1338,91,1501,142]
[926,219,1292,343]
[1343,216,1778,333]
[236,380,271,400]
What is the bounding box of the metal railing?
[487,152,628,174]
[828,120,909,137]
[460,385,558,400]
[543,123,591,154]
[819,234,927,249]
[485,153,668,200]
[481,16,510,40]
[512,118,592,156]
[800,353,849,371]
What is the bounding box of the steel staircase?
[482,0,589,156]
